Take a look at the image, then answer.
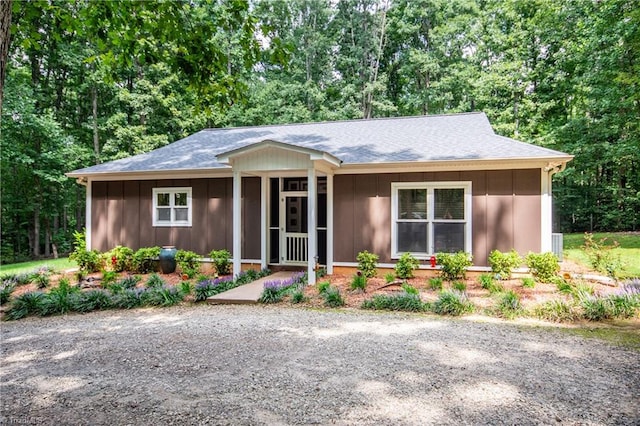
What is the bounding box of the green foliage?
[118,275,141,290]
[175,250,201,278]
[70,289,113,312]
[209,249,232,275]
[432,290,474,316]
[436,252,472,281]
[101,271,118,288]
[32,269,51,289]
[111,289,144,309]
[350,273,367,291]
[317,280,330,294]
[452,281,467,292]
[141,286,184,307]
[395,253,420,279]
[107,246,134,272]
[428,277,443,291]
[582,233,622,279]
[0,279,16,305]
[322,286,345,308]
[401,282,419,295]
[41,279,80,315]
[4,292,48,320]
[521,277,536,288]
[179,281,193,296]
[488,249,522,279]
[132,247,160,274]
[362,293,426,312]
[69,231,102,273]
[384,272,395,283]
[357,250,379,279]
[291,290,307,304]
[496,291,522,319]
[145,273,165,289]
[525,252,560,283]
[478,274,503,294]
[533,300,580,323]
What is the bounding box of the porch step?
[206,271,296,305]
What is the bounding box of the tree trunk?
[33,207,40,258]
[0,0,13,115]
[92,86,100,164]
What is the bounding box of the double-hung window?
[152,187,192,227]
[391,182,471,258]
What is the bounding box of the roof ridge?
[202,112,487,132]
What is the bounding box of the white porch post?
[233,170,242,276]
[85,179,92,251]
[261,175,268,269]
[326,173,334,275]
[541,169,552,252]
[307,167,317,285]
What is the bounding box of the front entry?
[269,177,327,267]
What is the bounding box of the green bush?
[496,290,522,319]
[488,249,522,279]
[384,272,395,283]
[401,282,419,295]
[141,285,184,307]
[521,277,536,288]
[317,280,330,294]
[395,252,420,279]
[42,278,80,315]
[532,300,580,322]
[175,250,201,278]
[69,230,103,273]
[4,292,47,320]
[291,290,307,304]
[107,245,134,272]
[322,286,345,307]
[357,250,379,279]
[583,233,622,278]
[362,292,426,312]
[436,252,472,281]
[132,247,160,274]
[452,281,467,292]
[145,273,165,288]
[432,290,474,316]
[70,289,113,312]
[525,252,559,283]
[101,270,118,288]
[209,249,232,275]
[350,273,367,291]
[478,274,503,294]
[428,277,443,291]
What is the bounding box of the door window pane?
[433,223,465,253]
[434,188,464,220]
[398,189,427,219]
[397,222,428,253]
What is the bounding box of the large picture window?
[152,187,192,227]
[391,182,471,258]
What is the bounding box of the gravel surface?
[1,305,639,425]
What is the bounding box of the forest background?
[0,0,638,262]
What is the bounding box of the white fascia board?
[66,168,233,182]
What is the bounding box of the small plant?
[521,277,536,288]
[145,273,165,288]
[42,279,81,315]
[436,252,472,281]
[179,281,193,296]
[432,290,474,316]
[555,277,573,294]
[32,269,51,289]
[69,230,103,273]
[350,272,367,291]
[118,275,141,290]
[141,285,184,307]
[428,277,443,291]
[4,292,47,320]
[384,272,395,283]
[132,247,160,274]
[401,282,419,295]
[582,233,622,278]
[362,293,425,312]
[176,250,201,278]
[452,281,467,292]
[111,288,145,309]
[0,278,17,305]
[70,289,113,312]
[259,280,288,303]
[317,280,331,294]
[291,290,307,304]
[101,270,118,288]
[580,296,614,321]
[357,250,379,279]
[209,249,232,275]
[496,290,522,319]
[107,245,134,272]
[194,277,235,301]
[488,249,522,279]
[322,286,345,307]
[478,274,503,294]
[525,252,559,283]
[395,252,420,279]
[532,300,579,322]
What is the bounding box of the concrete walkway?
[206,271,295,305]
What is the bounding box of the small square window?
[153,187,192,227]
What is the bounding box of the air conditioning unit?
[552,233,563,261]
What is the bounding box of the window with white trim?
[391,182,471,258]
[152,187,192,227]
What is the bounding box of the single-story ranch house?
[67,113,572,284]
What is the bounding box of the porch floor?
[206,271,296,305]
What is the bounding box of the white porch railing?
[285,233,308,263]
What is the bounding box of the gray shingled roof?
[68,112,571,176]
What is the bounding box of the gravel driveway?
[1,305,638,425]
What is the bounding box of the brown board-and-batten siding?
[333,169,541,266]
[90,177,261,259]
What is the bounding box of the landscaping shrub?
[496,290,522,319]
[478,274,503,294]
[194,277,235,301]
[395,252,420,279]
[436,252,472,281]
[521,277,536,288]
[362,292,426,312]
[432,290,474,316]
[357,250,379,279]
[0,278,17,305]
[141,285,184,307]
[384,272,395,283]
[452,281,467,292]
[350,272,367,291]
[291,290,307,304]
[41,279,80,315]
[209,249,232,275]
[70,289,113,312]
[132,247,160,274]
[583,233,622,278]
[69,230,102,273]
[4,292,47,320]
[488,249,522,279]
[317,280,330,294]
[101,270,118,288]
[401,282,419,295]
[532,300,580,322]
[322,286,345,307]
[176,250,201,278]
[107,245,134,272]
[145,273,166,288]
[525,252,559,283]
[428,277,443,291]
[111,288,145,309]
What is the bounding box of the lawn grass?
[0,258,77,275]
[564,232,640,278]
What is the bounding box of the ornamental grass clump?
[361,292,425,312]
[42,279,80,315]
[432,290,474,316]
[496,290,522,319]
[478,273,503,294]
[5,292,47,320]
[322,286,345,308]
[194,277,234,301]
[428,277,443,291]
[350,272,367,291]
[111,288,145,309]
[141,285,184,307]
[259,275,302,303]
[532,300,580,323]
[70,289,113,312]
